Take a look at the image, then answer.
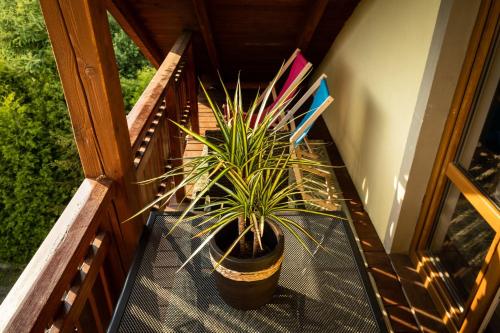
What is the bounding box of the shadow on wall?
[320,58,386,234]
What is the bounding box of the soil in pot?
[209,220,284,310]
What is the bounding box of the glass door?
[411,2,500,332]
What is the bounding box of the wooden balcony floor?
[169,95,445,332]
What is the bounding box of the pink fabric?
[268,52,308,111]
[251,52,309,126]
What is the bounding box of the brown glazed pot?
[209,220,284,310]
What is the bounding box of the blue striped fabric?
[293,78,330,145]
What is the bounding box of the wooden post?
[40,0,143,265]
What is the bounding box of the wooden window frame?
[409,0,500,332]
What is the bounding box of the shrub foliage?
[0,0,153,263]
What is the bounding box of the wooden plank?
[128,32,192,150]
[290,96,333,143]
[103,203,127,281]
[105,0,163,67]
[192,0,220,71]
[41,0,143,259]
[446,163,500,230]
[385,305,420,332]
[109,0,357,82]
[255,49,301,107]
[86,292,105,333]
[296,0,329,52]
[98,268,114,317]
[390,254,449,333]
[276,73,327,129]
[59,233,110,332]
[0,179,113,332]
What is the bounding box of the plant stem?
[238,215,247,256]
[252,230,259,258]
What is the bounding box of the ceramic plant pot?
[209,220,284,310]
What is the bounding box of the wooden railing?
[0,179,126,332]
[0,32,198,332]
[128,31,198,204]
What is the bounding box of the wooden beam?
[105,0,164,68]
[297,0,329,52]
[192,0,220,71]
[40,0,143,257]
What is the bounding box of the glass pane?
[484,295,500,333]
[429,182,495,304]
[458,76,500,207]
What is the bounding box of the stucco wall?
[315,0,441,245]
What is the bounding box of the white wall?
[315,0,441,245]
[385,0,481,252]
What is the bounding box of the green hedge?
[0,0,154,263]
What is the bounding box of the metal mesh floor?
[110,212,387,333]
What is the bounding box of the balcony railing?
[0,32,198,333]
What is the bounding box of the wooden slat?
[102,204,127,285]
[296,0,329,51]
[41,0,143,261]
[57,233,110,332]
[86,292,105,333]
[186,43,200,134]
[75,321,86,333]
[98,268,114,317]
[105,0,163,67]
[192,0,220,71]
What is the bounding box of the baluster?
[186,43,200,134]
[166,84,186,201]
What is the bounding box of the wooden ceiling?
[107,0,360,83]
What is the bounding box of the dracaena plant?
[133,76,339,271]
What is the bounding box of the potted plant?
[134,79,336,310]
